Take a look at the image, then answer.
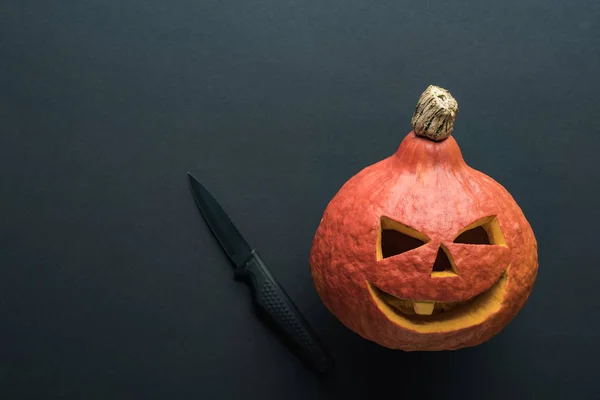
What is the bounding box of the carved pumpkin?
[309,86,538,351]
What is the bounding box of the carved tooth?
[413,301,435,315]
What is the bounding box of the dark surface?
[1,0,599,398]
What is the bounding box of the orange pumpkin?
[309,86,538,351]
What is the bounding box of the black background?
[1,0,599,398]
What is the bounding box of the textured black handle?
[235,250,333,376]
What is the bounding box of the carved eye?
[454,216,506,246]
[378,216,429,260]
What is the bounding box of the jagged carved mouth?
[367,269,508,328]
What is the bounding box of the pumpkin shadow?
[320,333,484,398]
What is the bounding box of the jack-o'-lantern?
[309,85,538,351]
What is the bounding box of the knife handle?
[235,250,333,376]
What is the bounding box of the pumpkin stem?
[411,85,458,141]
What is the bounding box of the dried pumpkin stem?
[411,85,458,141]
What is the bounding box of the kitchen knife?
[187,173,333,376]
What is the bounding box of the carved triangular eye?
[454,226,490,244]
[454,216,506,246]
[377,216,429,260]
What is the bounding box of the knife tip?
[187,172,204,192]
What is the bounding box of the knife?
[187,173,333,376]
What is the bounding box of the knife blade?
[187,173,333,376]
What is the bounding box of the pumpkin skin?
[309,87,538,351]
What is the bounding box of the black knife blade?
[187,173,333,376]
[188,174,253,268]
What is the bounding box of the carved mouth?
[368,269,509,330]
[370,288,472,316]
